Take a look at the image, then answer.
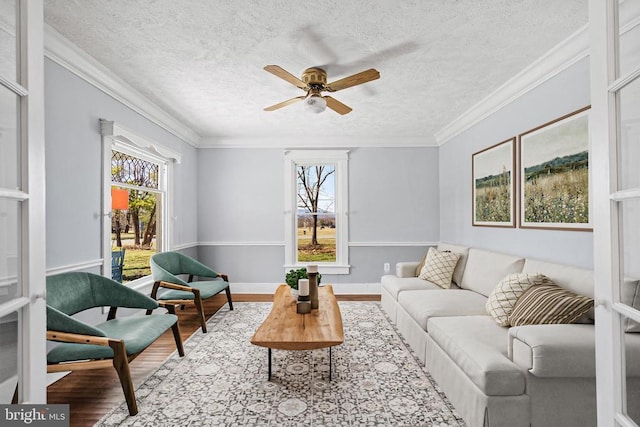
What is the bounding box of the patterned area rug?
[97,302,465,426]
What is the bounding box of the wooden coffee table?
[250,284,344,380]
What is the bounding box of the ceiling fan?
[263,65,380,115]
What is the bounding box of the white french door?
[591,0,640,425]
[0,0,46,404]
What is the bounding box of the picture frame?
[472,137,516,227]
[518,106,591,230]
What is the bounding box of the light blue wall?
[196,146,439,284]
[439,57,593,268]
[44,59,198,271]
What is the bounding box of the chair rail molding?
[44,24,200,147]
[349,241,436,247]
[46,259,104,276]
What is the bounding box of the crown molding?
[435,24,589,145]
[197,135,438,148]
[44,24,201,147]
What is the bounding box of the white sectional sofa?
[381,242,640,427]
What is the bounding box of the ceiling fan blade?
[264,96,306,111]
[264,65,308,90]
[324,96,352,115]
[325,68,380,92]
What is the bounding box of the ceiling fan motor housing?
[302,67,327,87]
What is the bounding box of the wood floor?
[46,293,380,427]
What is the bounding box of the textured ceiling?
[43,0,588,145]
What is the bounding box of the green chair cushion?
[157,280,228,301]
[47,313,178,364]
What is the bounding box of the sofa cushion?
[508,324,597,377]
[398,289,488,331]
[460,248,525,297]
[437,242,470,286]
[508,284,594,326]
[486,273,553,326]
[522,258,593,298]
[381,275,442,299]
[427,315,525,396]
[418,247,460,289]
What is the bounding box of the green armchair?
[150,252,233,333]
[46,272,184,416]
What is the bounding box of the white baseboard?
[47,372,70,386]
[229,282,381,295]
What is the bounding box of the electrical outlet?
[384,263,390,273]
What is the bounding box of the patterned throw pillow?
[508,284,594,326]
[418,247,460,289]
[486,273,552,326]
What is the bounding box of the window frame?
[284,150,350,274]
[100,119,180,288]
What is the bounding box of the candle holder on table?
[307,264,319,310]
[296,278,311,314]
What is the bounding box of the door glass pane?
[622,314,640,424]
[0,84,19,190]
[0,0,16,80]
[619,0,640,77]
[0,198,20,304]
[296,164,336,263]
[617,76,640,191]
[0,311,18,404]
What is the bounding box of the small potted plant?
[285,268,322,291]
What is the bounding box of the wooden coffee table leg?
[268,348,272,380]
[329,346,332,380]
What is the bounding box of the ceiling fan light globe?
[304,95,327,113]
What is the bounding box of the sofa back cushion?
[522,258,594,297]
[524,258,640,331]
[460,248,525,297]
[437,242,470,286]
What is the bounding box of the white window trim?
[284,150,350,275]
[100,119,176,286]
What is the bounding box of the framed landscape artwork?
[518,106,591,230]
[472,137,516,227]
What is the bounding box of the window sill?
[284,265,351,275]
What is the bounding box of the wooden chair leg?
[225,287,234,311]
[166,305,185,357]
[109,340,138,416]
[193,296,207,333]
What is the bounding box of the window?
[100,120,180,287]
[284,150,349,274]
[110,150,165,283]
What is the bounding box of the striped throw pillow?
[486,273,553,326]
[508,284,594,326]
[418,247,460,289]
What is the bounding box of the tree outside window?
[297,165,336,262]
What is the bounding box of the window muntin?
[110,150,164,283]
